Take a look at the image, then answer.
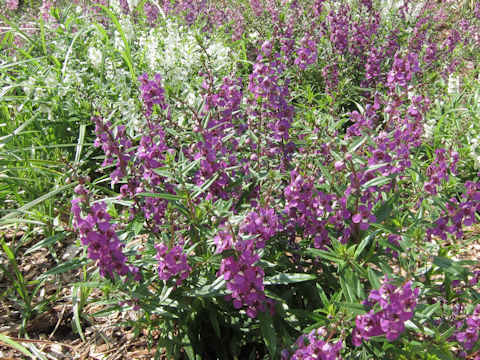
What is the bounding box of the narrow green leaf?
[339,276,352,302]
[72,286,85,342]
[431,349,455,360]
[305,248,345,264]
[39,15,47,55]
[185,277,226,297]
[439,324,456,341]
[0,13,38,48]
[153,168,172,178]
[373,192,399,224]
[368,268,382,289]
[361,176,392,190]
[354,230,380,259]
[192,173,220,199]
[0,334,34,358]
[207,310,221,339]
[136,192,186,201]
[61,23,91,80]
[1,183,76,221]
[258,310,277,358]
[264,273,316,285]
[24,233,66,255]
[433,256,468,275]
[39,257,89,279]
[93,5,135,79]
[90,305,122,317]
[334,301,367,314]
[75,124,86,164]
[316,284,330,307]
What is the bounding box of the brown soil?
[0,230,165,360]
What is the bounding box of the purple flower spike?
[353,277,418,346]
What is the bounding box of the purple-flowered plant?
[353,277,419,345]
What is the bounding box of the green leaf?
[0,334,34,358]
[439,324,456,341]
[24,233,66,255]
[264,273,316,285]
[368,268,382,289]
[136,192,186,201]
[75,124,86,164]
[334,301,367,314]
[316,284,331,307]
[93,5,135,79]
[305,248,345,264]
[431,349,455,360]
[207,309,221,339]
[258,310,277,358]
[185,277,226,297]
[339,276,353,302]
[72,286,85,342]
[433,256,468,276]
[61,23,92,79]
[153,168,172,178]
[373,192,399,224]
[361,176,393,190]
[0,13,38,48]
[420,303,441,318]
[39,257,89,279]
[1,183,76,221]
[90,305,122,317]
[354,230,380,259]
[182,338,196,360]
[192,173,220,199]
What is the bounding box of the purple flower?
[453,305,480,351]
[218,243,270,318]
[387,52,420,92]
[353,277,419,346]
[144,1,160,23]
[284,170,336,248]
[72,188,139,280]
[138,73,168,118]
[294,35,318,70]
[427,180,480,242]
[288,327,343,360]
[247,60,294,142]
[240,207,283,248]
[6,0,19,10]
[250,0,263,16]
[155,243,191,286]
[352,203,376,231]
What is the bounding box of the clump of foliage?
[2,0,480,359]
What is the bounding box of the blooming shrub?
[352,277,419,345]
[2,0,480,359]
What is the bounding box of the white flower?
[470,138,480,170]
[44,71,56,87]
[23,77,35,96]
[34,88,46,101]
[423,118,436,140]
[447,74,460,94]
[119,16,135,41]
[110,0,122,14]
[88,47,102,69]
[127,0,139,10]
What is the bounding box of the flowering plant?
[2,0,480,359]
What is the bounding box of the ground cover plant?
[1,0,480,359]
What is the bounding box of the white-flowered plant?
[140,19,232,87]
[88,47,103,70]
[447,73,460,94]
[423,117,436,140]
